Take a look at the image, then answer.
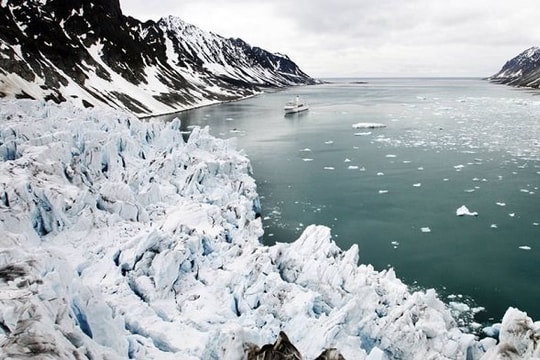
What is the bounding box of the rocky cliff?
[489,47,540,88]
[0,0,315,117]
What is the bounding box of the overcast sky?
[121,0,540,78]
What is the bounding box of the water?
[159,78,540,325]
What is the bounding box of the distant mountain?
[0,0,316,117]
[489,47,540,88]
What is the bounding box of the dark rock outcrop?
[245,331,346,360]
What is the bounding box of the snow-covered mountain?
[1,99,539,359]
[0,0,315,117]
[489,47,540,88]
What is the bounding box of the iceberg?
[352,122,387,129]
[0,99,537,359]
[456,205,479,216]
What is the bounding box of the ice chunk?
[352,122,386,129]
[482,308,538,359]
[482,323,501,338]
[518,246,531,250]
[421,227,431,233]
[456,205,478,216]
[366,347,388,360]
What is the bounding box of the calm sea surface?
[160,78,540,325]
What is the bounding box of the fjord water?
[167,78,540,324]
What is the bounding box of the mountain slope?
[489,47,540,88]
[0,0,315,117]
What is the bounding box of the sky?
[120,0,540,78]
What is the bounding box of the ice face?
[0,99,536,359]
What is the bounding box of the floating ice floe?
[354,132,372,136]
[352,122,386,129]
[518,246,532,251]
[421,227,431,233]
[456,205,478,216]
[302,158,314,162]
[496,202,506,207]
[324,140,334,144]
[323,166,335,170]
[347,165,359,170]
[344,158,351,163]
[300,148,312,152]
[413,183,422,187]
[378,190,389,194]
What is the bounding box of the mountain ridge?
[0,0,315,117]
[489,46,540,88]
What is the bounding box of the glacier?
[0,99,539,359]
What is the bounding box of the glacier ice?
[0,99,538,359]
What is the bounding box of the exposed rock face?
[245,332,346,360]
[489,47,540,88]
[0,0,315,116]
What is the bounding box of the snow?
[0,99,538,359]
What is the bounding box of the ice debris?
[456,205,479,216]
[352,122,386,129]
